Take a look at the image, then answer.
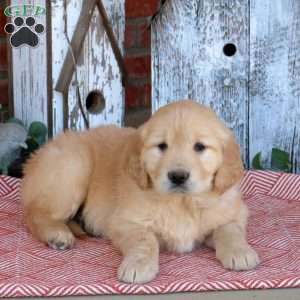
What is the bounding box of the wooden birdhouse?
[152,0,300,171]
[9,0,125,136]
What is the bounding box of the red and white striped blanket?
[0,171,300,297]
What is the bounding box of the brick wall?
[0,2,9,121]
[124,0,159,108]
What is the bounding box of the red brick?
[0,79,8,105]
[125,1,156,108]
[126,20,151,49]
[126,0,160,18]
[0,10,7,37]
[125,23,137,49]
[125,55,151,78]
[139,22,151,48]
[0,43,7,71]
[126,83,151,107]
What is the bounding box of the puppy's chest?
[152,200,234,254]
[153,203,205,253]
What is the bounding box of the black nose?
[168,170,190,185]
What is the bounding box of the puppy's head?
[127,100,244,195]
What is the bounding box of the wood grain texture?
[152,0,300,171]
[152,0,249,162]
[11,0,48,128]
[66,0,125,130]
[249,0,300,172]
[55,0,96,94]
[51,0,82,135]
[96,0,128,86]
[51,0,125,133]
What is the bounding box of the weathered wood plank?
[51,0,83,134]
[152,0,249,163]
[96,0,128,86]
[55,0,96,94]
[67,0,125,130]
[102,0,125,53]
[249,0,300,172]
[51,0,125,133]
[88,2,125,127]
[11,0,48,128]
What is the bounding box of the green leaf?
[252,152,264,170]
[0,162,8,175]
[6,117,26,128]
[271,148,292,172]
[28,122,48,145]
[25,138,40,153]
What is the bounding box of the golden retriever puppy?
[22,100,259,283]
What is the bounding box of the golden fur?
[21,100,259,283]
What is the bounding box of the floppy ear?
[213,132,244,194]
[125,131,150,190]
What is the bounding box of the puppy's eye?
[194,142,206,152]
[158,142,168,151]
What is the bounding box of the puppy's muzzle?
[168,169,190,186]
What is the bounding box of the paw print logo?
[4,17,45,48]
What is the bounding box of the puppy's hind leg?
[27,211,76,250]
[25,189,86,250]
[22,135,92,249]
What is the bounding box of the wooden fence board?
[11,0,48,128]
[152,0,249,162]
[249,0,300,172]
[152,0,300,170]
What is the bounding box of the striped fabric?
[0,171,300,297]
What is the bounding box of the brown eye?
[194,142,206,152]
[158,142,168,151]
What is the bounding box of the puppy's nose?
[168,169,190,185]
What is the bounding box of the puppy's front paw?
[118,255,159,284]
[217,244,260,271]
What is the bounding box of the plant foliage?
[0,118,48,177]
[252,148,292,173]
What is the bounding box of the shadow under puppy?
[22,100,259,283]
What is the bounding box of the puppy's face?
[133,100,243,195]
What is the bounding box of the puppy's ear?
[125,131,150,190]
[213,132,244,194]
